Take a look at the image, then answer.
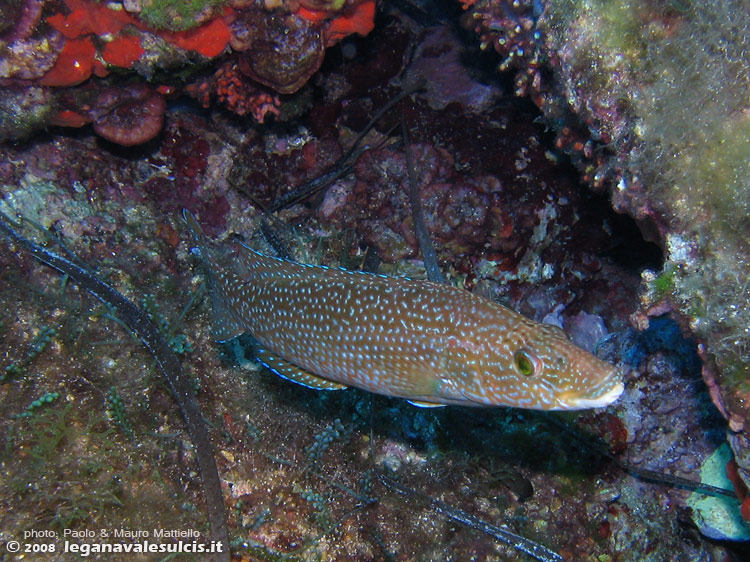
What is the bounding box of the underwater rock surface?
[687,444,750,541]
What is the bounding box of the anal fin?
[407,400,446,408]
[256,350,347,391]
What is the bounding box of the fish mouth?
[555,380,625,410]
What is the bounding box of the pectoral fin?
[255,350,347,391]
[433,337,477,402]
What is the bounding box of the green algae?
[3,405,124,531]
[139,0,229,31]
[632,0,750,238]
[2,325,57,382]
[544,0,750,236]
[650,264,676,299]
[106,386,135,438]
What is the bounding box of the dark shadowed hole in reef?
[582,190,664,272]
[591,202,665,279]
[312,0,665,283]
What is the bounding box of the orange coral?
[296,7,329,24]
[47,0,138,39]
[92,59,110,78]
[45,0,230,73]
[326,0,375,45]
[161,18,231,58]
[101,35,144,68]
[297,0,376,46]
[39,37,96,86]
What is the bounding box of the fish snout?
[554,377,625,410]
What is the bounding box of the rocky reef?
[1,0,749,560]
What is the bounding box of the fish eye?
[514,350,540,376]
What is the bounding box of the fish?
[183,210,624,410]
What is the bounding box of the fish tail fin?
[182,209,245,342]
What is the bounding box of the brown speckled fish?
[184,211,623,410]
